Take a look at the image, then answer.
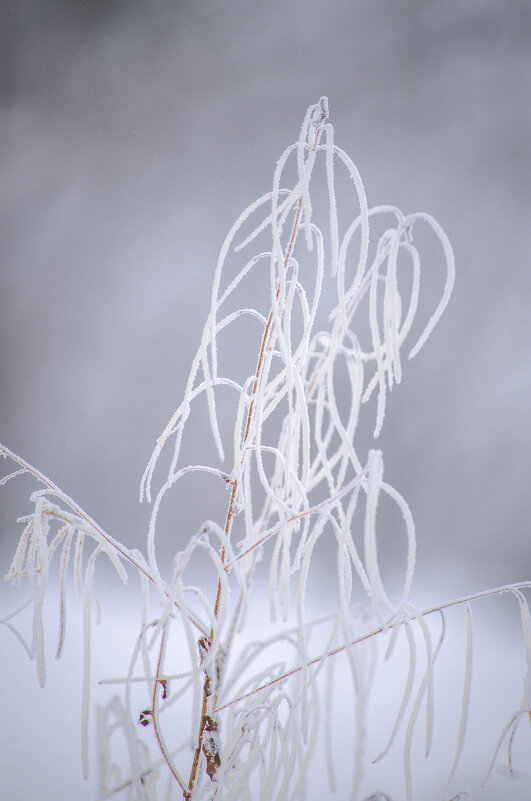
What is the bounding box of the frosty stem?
[186,127,320,798]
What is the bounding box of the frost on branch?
[0,444,131,777]
[2,98,530,801]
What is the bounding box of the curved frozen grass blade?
[444,603,473,797]
[380,482,416,609]
[406,213,455,360]
[481,705,526,787]
[82,545,102,778]
[373,619,416,764]
[479,588,531,783]
[364,450,393,614]
[513,589,531,698]
[5,518,33,583]
[402,604,446,801]
[56,527,73,659]
[0,467,27,486]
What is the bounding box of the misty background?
[1,2,530,800]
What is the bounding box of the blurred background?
[1,1,530,799]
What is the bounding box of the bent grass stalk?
[2,97,530,801]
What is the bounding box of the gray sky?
[2,0,530,585]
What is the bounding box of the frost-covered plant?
[2,98,531,801]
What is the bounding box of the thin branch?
[151,625,189,798]
[1,442,209,637]
[214,581,531,713]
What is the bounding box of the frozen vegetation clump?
[2,98,531,801]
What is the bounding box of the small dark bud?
[138,709,152,727]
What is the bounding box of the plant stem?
[150,625,189,798]
[185,124,322,799]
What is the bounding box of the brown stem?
[187,203,305,799]
[151,626,189,798]
[212,194,304,621]
[186,637,212,795]
[186,125,321,799]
